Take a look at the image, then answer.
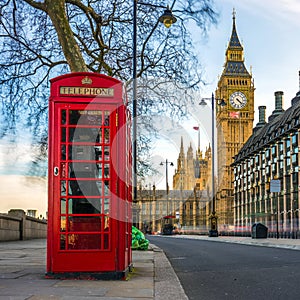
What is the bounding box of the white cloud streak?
[223,0,300,26]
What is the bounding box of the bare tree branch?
[0,0,218,177]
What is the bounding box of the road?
[148,235,300,300]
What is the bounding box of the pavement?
[0,236,300,300]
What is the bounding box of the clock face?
[229,91,247,109]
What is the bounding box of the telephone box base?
[45,267,130,280]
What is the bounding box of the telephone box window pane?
[61,128,66,142]
[68,180,101,196]
[61,145,66,160]
[69,127,101,143]
[89,198,102,213]
[69,110,102,125]
[104,111,110,126]
[104,164,109,178]
[68,198,102,214]
[69,145,99,161]
[68,198,73,214]
[60,216,66,232]
[68,216,101,232]
[67,234,101,250]
[60,235,66,250]
[104,198,110,214]
[96,129,102,143]
[104,216,111,249]
[83,112,102,125]
[61,181,67,196]
[69,163,97,178]
[104,146,110,160]
[104,181,110,196]
[60,198,66,214]
[69,110,81,125]
[70,145,85,160]
[104,216,110,231]
[104,128,110,143]
[96,163,103,178]
[67,234,77,249]
[94,146,102,160]
[60,163,67,178]
[61,110,66,125]
[104,234,109,249]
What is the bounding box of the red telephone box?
[46,72,132,279]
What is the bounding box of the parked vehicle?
[162,224,174,235]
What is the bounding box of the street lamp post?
[132,2,177,216]
[199,93,226,237]
[160,159,174,219]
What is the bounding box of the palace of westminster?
[136,11,300,237]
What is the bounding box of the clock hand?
[235,98,242,104]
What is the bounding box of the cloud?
[224,0,300,26]
[0,142,33,175]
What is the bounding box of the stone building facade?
[136,137,212,233]
[137,188,210,234]
[173,137,212,191]
[232,79,300,237]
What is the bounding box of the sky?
[1,0,300,214]
[199,0,300,112]
[149,0,300,188]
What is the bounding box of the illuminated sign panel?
[59,86,114,97]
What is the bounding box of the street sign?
[270,179,281,193]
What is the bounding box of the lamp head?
[219,99,226,107]
[199,99,207,106]
[159,5,177,28]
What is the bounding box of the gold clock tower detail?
[215,10,255,227]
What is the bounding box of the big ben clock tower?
[215,9,255,227]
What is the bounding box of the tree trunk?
[45,0,87,72]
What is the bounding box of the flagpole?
[193,126,201,153]
[198,125,200,152]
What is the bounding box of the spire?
[187,142,193,160]
[179,136,185,158]
[180,136,184,152]
[228,8,242,49]
[177,136,185,170]
[223,9,250,76]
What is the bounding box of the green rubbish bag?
[131,226,149,250]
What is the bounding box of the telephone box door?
[49,102,118,272]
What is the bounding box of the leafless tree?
[0,0,218,177]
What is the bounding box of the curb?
[151,244,188,300]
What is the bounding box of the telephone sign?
[46,73,132,279]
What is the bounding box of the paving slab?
[0,239,173,299]
[3,235,297,299]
